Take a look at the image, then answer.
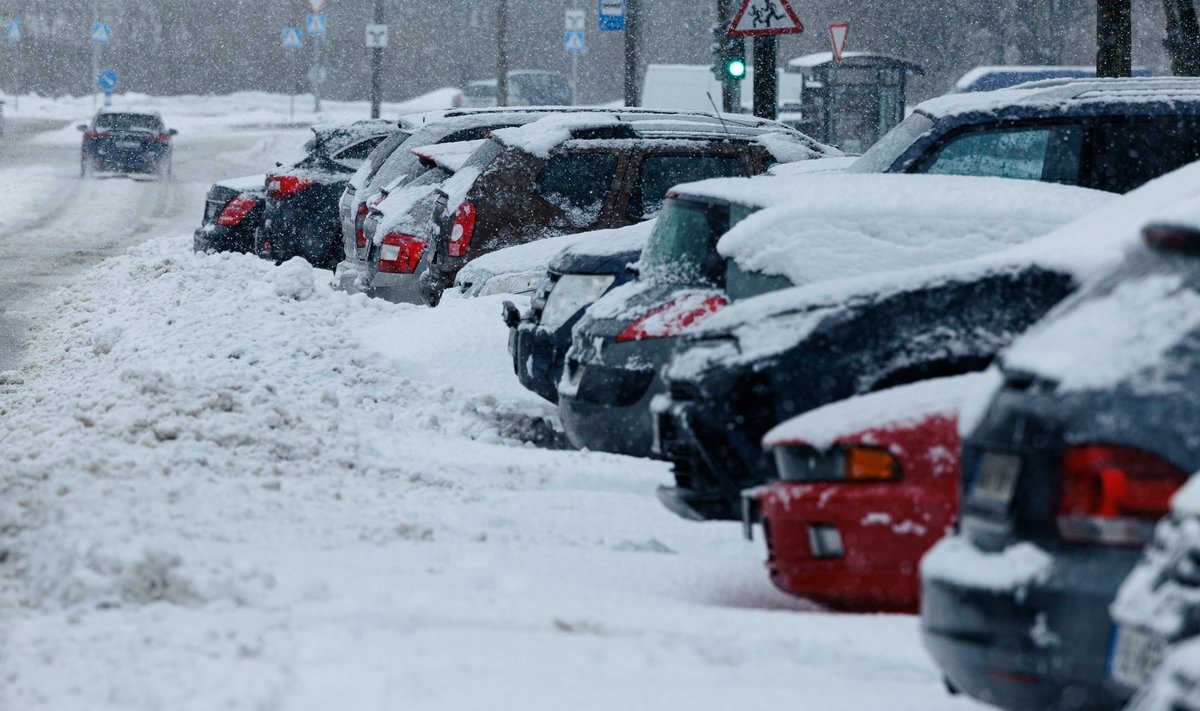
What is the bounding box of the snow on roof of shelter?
[762,373,987,451]
[686,159,1200,347]
[917,77,1200,119]
[713,174,1109,287]
[410,139,486,173]
[786,52,922,71]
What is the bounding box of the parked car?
[459,71,573,108]
[919,162,1200,711]
[193,174,267,254]
[257,119,396,269]
[418,112,837,307]
[743,373,986,613]
[563,174,1108,459]
[78,110,176,177]
[848,77,1200,194]
[503,221,656,403]
[950,65,1152,93]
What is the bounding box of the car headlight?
[539,274,616,331]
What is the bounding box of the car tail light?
[354,202,370,249]
[378,233,427,274]
[157,134,171,143]
[267,175,314,199]
[216,195,258,227]
[1143,223,1200,255]
[84,130,106,140]
[1056,444,1188,546]
[447,202,476,257]
[615,293,727,343]
[844,446,901,481]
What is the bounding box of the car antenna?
[706,92,751,178]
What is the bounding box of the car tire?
[80,158,89,178]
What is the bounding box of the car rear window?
[95,113,161,131]
[640,197,734,285]
[917,123,1084,184]
[535,152,619,225]
[465,83,495,98]
[629,154,746,220]
[333,135,389,169]
[1091,117,1200,193]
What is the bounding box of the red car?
[743,373,991,613]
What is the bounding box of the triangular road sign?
[829,23,849,62]
[728,0,804,37]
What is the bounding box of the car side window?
[333,135,387,169]
[1091,117,1200,193]
[629,154,746,220]
[918,124,1084,184]
[442,126,502,143]
[534,152,619,225]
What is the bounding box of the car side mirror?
[275,161,283,168]
[77,124,88,131]
[168,128,178,136]
[502,300,521,329]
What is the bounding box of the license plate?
[971,451,1021,507]
[1109,625,1168,688]
[119,140,140,148]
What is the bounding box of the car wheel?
[80,158,89,178]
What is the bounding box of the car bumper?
[511,323,564,404]
[369,271,424,305]
[193,224,255,254]
[921,537,1138,710]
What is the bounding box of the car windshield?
[848,112,935,173]
[95,113,161,131]
[640,197,749,285]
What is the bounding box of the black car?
[503,220,655,402]
[258,119,396,270]
[920,165,1200,711]
[193,174,267,254]
[78,110,176,177]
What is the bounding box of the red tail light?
[157,134,171,143]
[354,202,370,249]
[84,130,106,140]
[378,233,427,274]
[267,175,314,199]
[216,195,258,227]
[1057,444,1187,546]
[616,293,727,343]
[447,202,477,258]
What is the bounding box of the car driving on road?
[78,110,177,177]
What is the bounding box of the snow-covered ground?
[0,92,986,711]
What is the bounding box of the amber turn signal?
[844,446,901,481]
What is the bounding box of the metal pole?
[623,0,640,106]
[496,0,508,106]
[91,0,100,109]
[752,36,777,120]
[717,0,736,112]
[313,35,322,113]
[370,0,383,118]
[1097,0,1132,77]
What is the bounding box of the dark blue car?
[78,110,176,177]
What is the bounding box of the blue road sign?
[5,21,21,44]
[97,69,119,92]
[306,14,326,37]
[90,21,111,45]
[281,27,304,49]
[564,30,585,53]
[598,0,624,31]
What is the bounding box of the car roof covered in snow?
[410,139,486,173]
[309,118,396,155]
[762,372,988,450]
[713,174,1111,287]
[915,77,1200,119]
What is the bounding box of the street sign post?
[829,22,849,62]
[365,24,388,48]
[97,69,118,107]
[6,21,21,109]
[598,0,624,31]
[564,31,585,52]
[90,21,111,45]
[281,27,304,49]
[5,20,21,44]
[565,9,586,31]
[728,0,804,36]
[306,14,327,37]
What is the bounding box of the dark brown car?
[417,112,837,305]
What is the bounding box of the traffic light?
[711,25,746,81]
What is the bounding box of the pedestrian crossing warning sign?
[728,0,804,37]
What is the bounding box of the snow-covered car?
[78,109,176,177]
[744,373,985,613]
[919,163,1200,711]
[193,174,267,254]
[417,111,839,306]
[501,221,655,403]
[847,77,1200,194]
[1110,477,1200,708]
[561,174,1105,460]
[257,119,395,270]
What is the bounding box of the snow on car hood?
[753,131,844,162]
[215,173,266,193]
[762,372,988,450]
[766,156,858,177]
[716,174,1110,287]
